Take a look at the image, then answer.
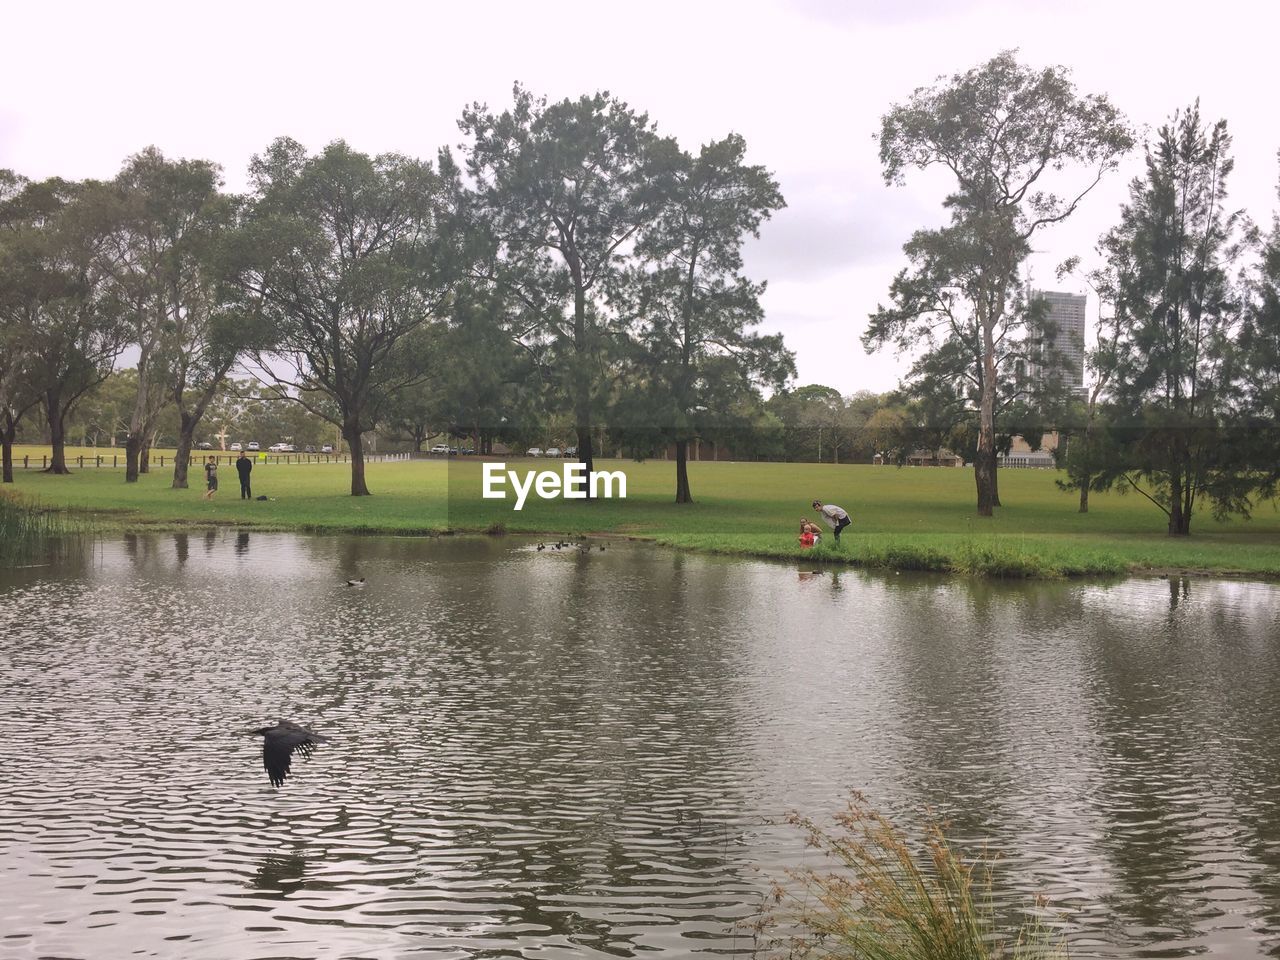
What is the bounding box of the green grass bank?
[6,453,1280,579]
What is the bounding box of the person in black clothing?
[236,451,253,500]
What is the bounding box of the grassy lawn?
[6,447,1280,578]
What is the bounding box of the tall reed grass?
[754,793,1066,960]
[0,490,92,566]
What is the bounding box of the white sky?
[2,0,1277,395]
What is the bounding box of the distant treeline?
[2,56,1279,529]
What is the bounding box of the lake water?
[2,532,1280,958]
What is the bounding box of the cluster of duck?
[536,540,605,552]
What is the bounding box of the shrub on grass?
[755,792,1065,960]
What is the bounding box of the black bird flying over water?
[248,720,329,787]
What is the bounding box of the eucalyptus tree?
[865,229,1057,501]
[0,178,125,473]
[232,138,463,495]
[620,134,792,502]
[460,85,665,480]
[95,148,233,482]
[0,171,42,481]
[866,51,1132,516]
[1098,105,1251,535]
[163,196,264,488]
[0,341,39,483]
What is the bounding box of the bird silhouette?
[346,577,365,587]
[248,720,329,787]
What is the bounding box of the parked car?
[247,441,260,451]
[564,446,578,457]
[229,442,242,451]
[304,445,316,453]
[429,443,450,454]
[197,441,213,450]
[545,447,562,458]
[268,443,287,453]
[526,447,543,457]
[281,443,296,453]
[461,447,475,455]
[321,444,334,454]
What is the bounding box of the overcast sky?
[2,0,1277,395]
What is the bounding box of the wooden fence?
[14,452,413,470]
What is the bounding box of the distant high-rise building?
[1029,289,1086,395]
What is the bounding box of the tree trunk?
[45,388,71,475]
[975,324,998,517]
[675,439,693,504]
[171,371,229,489]
[140,433,153,474]
[576,422,594,493]
[1168,466,1185,536]
[344,420,371,496]
[1078,476,1090,514]
[1,422,14,484]
[566,248,595,494]
[990,448,1001,506]
[125,433,143,483]
[173,411,195,489]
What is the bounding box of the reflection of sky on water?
[2,534,1280,957]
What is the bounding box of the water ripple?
[2,536,1280,957]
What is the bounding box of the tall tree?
[434,288,531,454]
[460,85,663,484]
[0,171,43,482]
[97,148,232,483]
[1100,104,1249,535]
[868,50,1132,516]
[1238,157,1280,500]
[1050,262,1125,513]
[624,134,792,502]
[232,138,462,495]
[165,194,261,489]
[0,340,40,484]
[866,233,1073,498]
[0,178,124,474]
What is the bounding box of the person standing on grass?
[812,500,850,542]
[236,451,253,500]
[203,456,219,500]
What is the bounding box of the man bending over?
[812,499,851,542]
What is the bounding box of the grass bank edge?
[33,499,1277,580]
[10,458,1280,580]
[650,531,1280,580]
